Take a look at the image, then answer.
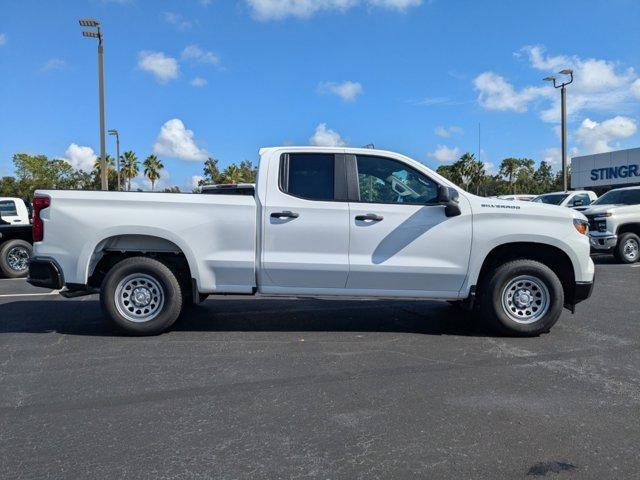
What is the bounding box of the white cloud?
[483,162,496,174]
[41,58,67,72]
[475,46,640,123]
[153,119,209,161]
[191,175,204,189]
[190,76,208,87]
[434,125,463,138]
[138,51,179,83]
[574,116,637,154]
[428,145,460,163]
[0,33,6,46]
[631,79,640,100]
[473,72,551,113]
[309,123,346,147]
[181,44,221,66]
[163,12,193,30]
[369,0,421,9]
[246,0,421,20]
[63,143,97,171]
[317,81,363,102]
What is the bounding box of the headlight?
[573,218,589,235]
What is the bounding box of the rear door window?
[280,153,335,201]
[0,200,17,216]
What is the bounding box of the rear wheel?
[0,239,32,278]
[479,259,564,336]
[614,233,640,264]
[100,256,183,335]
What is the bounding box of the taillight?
[32,196,51,242]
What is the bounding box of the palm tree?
[219,164,244,184]
[499,158,522,194]
[93,155,116,190]
[120,151,139,191]
[143,155,164,191]
[469,159,486,194]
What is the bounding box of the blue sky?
[1,0,640,190]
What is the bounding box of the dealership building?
[571,147,640,192]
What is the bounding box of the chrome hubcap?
[114,274,165,323]
[623,239,639,261]
[6,246,29,272]
[501,275,550,324]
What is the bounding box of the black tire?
[479,259,564,336]
[0,239,32,278]
[100,256,183,335]
[614,233,640,264]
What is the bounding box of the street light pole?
[108,129,120,191]
[544,69,574,192]
[80,19,108,191]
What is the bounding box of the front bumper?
[589,233,617,251]
[564,275,595,312]
[27,257,64,290]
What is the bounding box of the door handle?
[271,210,299,219]
[355,213,384,222]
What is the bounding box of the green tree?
[201,157,221,185]
[219,164,244,184]
[120,151,139,191]
[515,158,535,194]
[143,155,164,191]
[162,186,181,193]
[499,158,524,194]
[533,160,554,194]
[238,160,258,183]
[436,164,462,185]
[92,155,118,190]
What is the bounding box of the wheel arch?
[83,233,196,292]
[473,242,576,304]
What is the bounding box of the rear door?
[346,154,472,295]
[261,152,350,291]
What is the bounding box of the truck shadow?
[0,298,496,337]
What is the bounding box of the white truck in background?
[583,186,640,263]
[28,147,595,336]
[0,197,33,277]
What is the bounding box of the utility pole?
[108,129,120,191]
[544,69,574,191]
[80,18,108,191]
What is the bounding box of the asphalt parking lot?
[1,257,639,479]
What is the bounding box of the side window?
[280,153,335,201]
[356,156,438,205]
[572,194,590,206]
[0,200,17,216]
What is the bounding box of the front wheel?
[0,239,32,278]
[100,257,184,335]
[480,259,564,336]
[614,233,640,264]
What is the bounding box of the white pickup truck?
[28,147,595,336]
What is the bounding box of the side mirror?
[437,185,461,217]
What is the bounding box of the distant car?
[0,198,33,278]
[494,194,537,202]
[582,186,640,264]
[0,197,31,225]
[532,190,597,209]
[201,183,255,196]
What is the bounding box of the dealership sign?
[590,164,640,181]
[572,148,640,188]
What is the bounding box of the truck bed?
[33,191,257,293]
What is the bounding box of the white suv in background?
[532,190,598,210]
[0,198,31,225]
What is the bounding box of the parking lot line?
[0,290,60,298]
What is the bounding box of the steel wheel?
[622,238,639,262]
[6,246,30,273]
[501,275,550,325]
[114,273,165,323]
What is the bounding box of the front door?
[346,155,472,295]
[261,152,350,291]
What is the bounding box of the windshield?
[532,193,568,205]
[592,189,640,206]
